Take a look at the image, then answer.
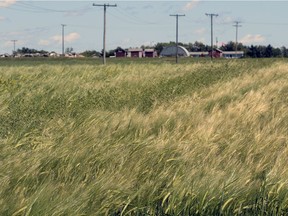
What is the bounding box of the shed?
[144,49,157,58]
[209,49,223,58]
[115,47,127,58]
[127,48,143,58]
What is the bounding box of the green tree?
[272,47,282,57]
[247,45,256,58]
[65,47,74,54]
[220,41,235,51]
[192,41,209,51]
[80,50,100,58]
[281,46,288,57]
[265,44,273,58]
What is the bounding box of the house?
[115,47,127,57]
[127,48,143,58]
[210,49,245,58]
[191,49,244,58]
[208,49,223,58]
[144,49,157,58]
[160,46,190,57]
[222,51,244,58]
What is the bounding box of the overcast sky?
[1,0,288,54]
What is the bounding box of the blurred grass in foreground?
[0,58,288,215]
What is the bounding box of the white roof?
[144,49,155,52]
[128,48,143,52]
[160,46,190,57]
[222,51,244,54]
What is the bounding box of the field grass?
[0,58,288,215]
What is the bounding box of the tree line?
[150,41,288,58]
[15,41,288,58]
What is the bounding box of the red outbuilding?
[127,48,143,58]
[115,47,127,58]
[144,49,157,58]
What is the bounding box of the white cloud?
[51,35,61,43]
[194,28,206,35]
[0,16,6,21]
[0,0,16,8]
[198,37,206,44]
[51,32,80,44]
[4,40,24,48]
[240,34,265,44]
[65,32,80,42]
[39,39,50,46]
[142,41,156,46]
[183,0,200,11]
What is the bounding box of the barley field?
[0,58,288,215]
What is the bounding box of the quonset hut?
[160,45,190,57]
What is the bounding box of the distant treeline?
[16,41,288,58]
[150,41,288,58]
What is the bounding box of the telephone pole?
[11,40,17,55]
[61,24,66,56]
[233,21,242,54]
[205,13,218,59]
[170,14,185,63]
[93,3,117,65]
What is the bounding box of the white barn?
[160,46,190,57]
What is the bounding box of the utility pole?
[233,21,242,55]
[11,40,17,55]
[205,13,218,59]
[61,24,66,56]
[93,3,117,65]
[170,14,185,64]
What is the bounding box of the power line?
[107,10,148,26]
[7,1,93,14]
[233,21,242,53]
[108,10,157,26]
[11,40,17,55]
[115,6,157,25]
[61,24,66,56]
[93,3,117,65]
[243,21,288,26]
[170,14,185,64]
[206,13,218,59]
[17,1,66,13]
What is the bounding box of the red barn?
[127,48,143,58]
[115,47,127,58]
[209,49,223,58]
[144,49,157,58]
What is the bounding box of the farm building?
[160,46,190,57]
[209,49,244,58]
[222,51,244,58]
[115,47,127,57]
[190,51,209,57]
[209,49,222,58]
[191,49,244,58]
[144,49,157,58]
[127,48,143,58]
[0,53,10,58]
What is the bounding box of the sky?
[1,0,288,54]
